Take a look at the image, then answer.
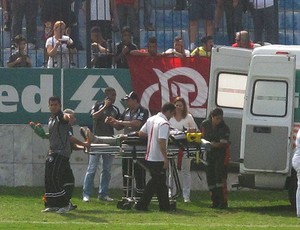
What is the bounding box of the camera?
[61,39,68,44]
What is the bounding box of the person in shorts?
[188,0,216,50]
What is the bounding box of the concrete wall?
[0,125,238,191]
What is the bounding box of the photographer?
[115,26,137,68]
[7,35,32,68]
[45,21,77,68]
[90,26,113,68]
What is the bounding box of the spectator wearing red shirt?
[232,30,255,49]
[130,36,160,56]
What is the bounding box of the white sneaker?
[41,207,59,212]
[100,195,114,202]
[83,195,90,202]
[184,198,191,203]
[56,204,71,214]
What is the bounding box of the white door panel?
[241,54,296,174]
[208,47,252,162]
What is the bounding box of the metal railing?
[0,0,299,68]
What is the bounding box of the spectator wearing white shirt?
[46,21,76,68]
[163,36,190,58]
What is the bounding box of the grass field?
[0,187,299,229]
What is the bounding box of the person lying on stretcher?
[79,127,144,146]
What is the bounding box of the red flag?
[127,56,210,118]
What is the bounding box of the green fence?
[0,68,132,126]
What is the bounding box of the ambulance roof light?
[276,51,289,55]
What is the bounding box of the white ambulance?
[208,45,299,207]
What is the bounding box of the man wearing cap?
[106,91,149,198]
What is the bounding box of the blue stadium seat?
[278,31,295,45]
[279,11,294,30]
[278,0,300,11]
[139,30,189,52]
[140,0,177,10]
[153,9,189,30]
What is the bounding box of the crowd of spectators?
[1,0,280,68]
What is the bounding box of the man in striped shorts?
[41,96,90,214]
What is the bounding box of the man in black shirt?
[106,91,149,198]
[41,96,89,214]
[115,26,137,68]
[83,87,120,202]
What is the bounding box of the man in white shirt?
[163,36,190,58]
[135,102,176,211]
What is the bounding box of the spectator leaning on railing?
[162,36,190,58]
[232,30,255,49]
[115,26,138,68]
[130,36,160,56]
[191,35,214,57]
[7,35,32,68]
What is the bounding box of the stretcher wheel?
[169,201,176,211]
[122,202,132,210]
[117,200,125,209]
[117,199,132,210]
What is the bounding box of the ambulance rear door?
[208,47,252,162]
[240,54,296,176]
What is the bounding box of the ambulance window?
[251,80,287,117]
[216,73,247,109]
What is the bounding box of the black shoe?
[159,208,171,212]
[218,203,228,209]
[134,203,148,211]
[209,203,219,209]
[69,202,78,211]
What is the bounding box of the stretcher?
[87,132,211,210]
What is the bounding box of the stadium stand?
[0,0,299,67]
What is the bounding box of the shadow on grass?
[57,210,109,223]
[226,204,295,217]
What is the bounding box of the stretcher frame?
[88,138,204,210]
